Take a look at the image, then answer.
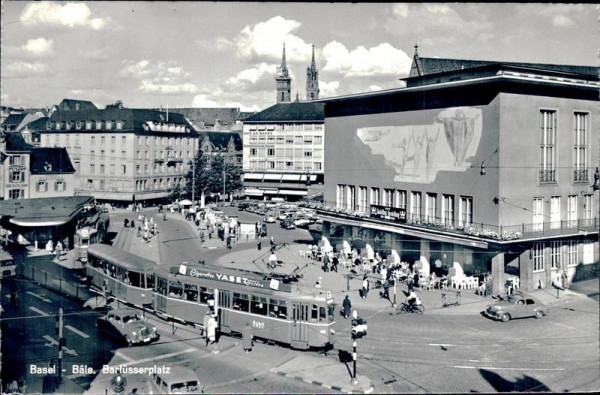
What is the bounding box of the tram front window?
[169,281,183,298]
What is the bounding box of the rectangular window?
[359,186,368,213]
[551,241,562,269]
[10,171,23,182]
[442,194,454,226]
[395,190,407,210]
[348,185,356,210]
[249,148,257,157]
[55,181,66,191]
[410,191,422,222]
[550,196,561,229]
[539,110,556,183]
[337,184,345,208]
[90,164,95,174]
[101,136,105,144]
[100,164,105,174]
[9,156,21,166]
[564,240,578,267]
[36,181,48,192]
[567,195,578,228]
[583,194,593,224]
[370,187,380,206]
[121,165,127,174]
[532,197,544,231]
[573,112,588,182]
[459,196,473,227]
[532,243,545,272]
[384,189,394,207]
[426,193,437,222]
[267,148,275,156]
[314,135,323,145]
[110,164,115,175]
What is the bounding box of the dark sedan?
[97,308,159,346]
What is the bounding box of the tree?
[184,151,209,201]
[183,152,243,202]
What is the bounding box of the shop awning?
[244,189,264,197]
[263,174,282,181]
[278,189,307,196]
[281,174,302,181]
[243,173,263,181]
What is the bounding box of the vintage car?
[149,366,203,394]
[484,295,549,322]
[280,217,296,229]
[263,212,277,223]
[97,308,159,346]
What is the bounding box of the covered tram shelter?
[0,196,105,251]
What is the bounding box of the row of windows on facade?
[83,162,185,176]
[531,240,585,272]
[246,124,324,132]
[246,135,323,145]
[539,110,590,183]
[7,172,67,192]
[46,134,196,147]
[46,120,190,133]
[84,177,184,192]
[248,148,323,158]
[336,185,596,226]
[247,161,322,171]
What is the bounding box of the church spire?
[275,43,291,103]
[306,44,319,101]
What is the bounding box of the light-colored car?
[484,294,549,322]
[263,213,277,223]
[150,366,203,394]
[97,308,159,346]
[293,215,311,228]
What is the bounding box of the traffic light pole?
[57,308,63,383]
[352,338,357,385]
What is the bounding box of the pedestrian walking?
[242,323,253,353]
[361,275,370,299]
[331,255,339,272]
[226,235,232,249]
[207,314,218,345]
[203,311,211,346]
[257,240,262,251]
[407,275,414,292]
[342,295,352,318]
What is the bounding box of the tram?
[154,262,336,349]
[86,244,155,307]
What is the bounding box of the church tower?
[275,44,292,103]
[306,45,319,101]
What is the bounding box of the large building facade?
[316,52,599,292]
[37,101,199,206]
[242,102,325,201]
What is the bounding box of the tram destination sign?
[177,264,292,292]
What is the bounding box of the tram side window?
[328,304,335,322]
[146,274,155,289]
[156,277,168,296]
[116,266,127,283]
[311,304,319,322]
[269,299,287,319]
[128,271,141,287]
[199,287,213,304]
[184,284,198,302]
[232,292,249,311]
[319,306,326,323]
[169,281,183,298]
[250,295,268,316]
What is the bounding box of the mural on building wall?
[357,107,482,183]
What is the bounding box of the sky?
[1,2,597,112]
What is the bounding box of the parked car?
[149,366,202,394]
[293,215,311,228]
[280,217,296,229]
[484,295,549,322]
[264,212,277,223]
[97,308,159,346]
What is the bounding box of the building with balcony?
[242,101,325,201]
[36,101,198,206]
[315,49,599,292]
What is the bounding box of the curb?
[273,370,374,394]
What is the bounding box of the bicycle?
[394,302,424,315]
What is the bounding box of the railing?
[308,201,599,242]
[539,169,556,183]
[573,169,588,182]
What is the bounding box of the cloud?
[140,80,199,94]
[120,60,199,95]
[322,41,411,77]
[533,4,585,27]
[191,94,220,107]
[20,1,107,29]
[23,38,54,55]
[2,61,47,78]
[235,16,310,62]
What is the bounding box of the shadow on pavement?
[479,369,550,392]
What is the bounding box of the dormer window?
[116,121,123,129]
[95,121,102,130]
[86,121,92,130]
[43,161,52,172]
